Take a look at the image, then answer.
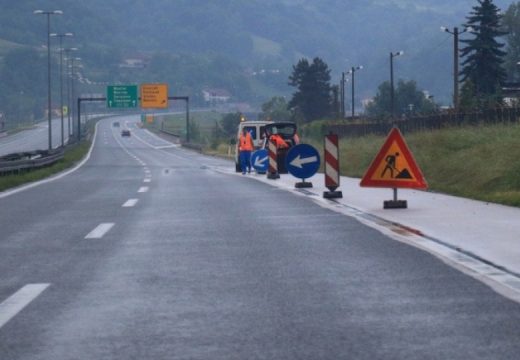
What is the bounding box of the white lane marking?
[85,223,115,239]
[131,129,173,150]
[122,199,139,207]
[0,284,50,329]
[144,178,151,183]
[138,186,149,193]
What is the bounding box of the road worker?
[238,127,254,174]
[269,127,289,149]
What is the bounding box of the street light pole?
[33,10,63,151]
[390,51,404,119]
[50,33,73,147]
[347,66,363,118]
[64,48,78,138]
[70,57,82,141]
[341,72,345,118]
[441,26,471,111]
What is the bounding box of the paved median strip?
[0,284,50,329]
[85,223,115,239]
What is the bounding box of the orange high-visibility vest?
[239,132,253,151]
[270,134,288,149]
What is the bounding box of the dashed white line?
[0,284,50,329]
[85,223,115,239]
[143,178,151,183]
[122,199,139,207]
[138,186,149,193]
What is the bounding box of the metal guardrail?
[0,149,64,175]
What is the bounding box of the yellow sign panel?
[62,106,68,116]
[360,128,427,189]
[140,83,168,109]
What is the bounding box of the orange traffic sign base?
[360,127,427,189]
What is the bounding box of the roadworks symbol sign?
[360,127,427,189]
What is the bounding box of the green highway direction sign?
[107,85,138,108]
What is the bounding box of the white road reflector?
[0,284,50,329]
[122,199,139,207]
[85,223,115,239]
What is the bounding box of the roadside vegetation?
[335,123,520,207]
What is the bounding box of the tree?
[365,80,437,119]
[0,48,47,126]
[219,112,242,136]
[503,2,520,81]
[258,96,292,122]
[460,0,507,107]
[288,57,332,122]
[459,80,479,110]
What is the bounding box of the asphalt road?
[0,115,520,359]
[0,117,71,156]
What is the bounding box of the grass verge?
[338,123,520,207]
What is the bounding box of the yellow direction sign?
[140,83,168,109]
[360,127,427,189]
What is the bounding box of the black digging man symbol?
[381,152,412,179]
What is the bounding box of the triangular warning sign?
[360,127,427,189]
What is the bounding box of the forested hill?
[0,0,513,105]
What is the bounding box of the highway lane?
[0,115,520,359]
[0,118,71,156]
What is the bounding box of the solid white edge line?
[0,120,101,199]
[85,223,115,239]
[0,284,50,329]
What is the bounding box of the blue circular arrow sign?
[251,149,269,173]
[286,144,321,180]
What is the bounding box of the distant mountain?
[0,0,514,106]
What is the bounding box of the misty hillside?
[0,0,514,105]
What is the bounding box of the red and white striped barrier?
[267,139,280,179]
[323,133,342,198]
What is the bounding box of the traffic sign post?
[286,144,320,188]
[106,85,138,108]
[360,127,427,209]
[324,133,343,198]
[251,149,268,174]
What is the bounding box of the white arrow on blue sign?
[251,149,269,173]
[286,144,320,180]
